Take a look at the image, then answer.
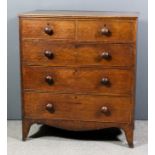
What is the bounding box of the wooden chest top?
[19,10,138,19]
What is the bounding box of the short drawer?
[23,66,133,95]
[22,40,76,66]
[75,43,134,66]
[20,18,75,39]
[24,92,132,123]
[22,40,134,67]
[77,20,136,42]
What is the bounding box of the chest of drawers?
[19,11,138,147]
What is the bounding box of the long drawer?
[22,40,134,67]
[23,66,133,95]
[24,92,132,123]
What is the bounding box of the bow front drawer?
[22,40,134,67]
[24,92,131,123]
[23,66,133,95]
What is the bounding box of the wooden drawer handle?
[101,106,110,115]
[101,27,110,36]
[46,103,54,113]
[101,52,111,59]
[44,26,53,35]
[44,50,54,59]
[101,77,110,85]
[45,75,54,85]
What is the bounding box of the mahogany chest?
[19,11,138,147]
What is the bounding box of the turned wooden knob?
[101,52,111,59]
[44,26,53,35]
[101,77,109,85]
[101,27,110,35]
[44,50,54,59]
[101,106,109,114]
[46,103,54,113]
[45,75,54,85]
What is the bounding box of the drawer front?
[22,41,76,66]
[22,40,133,67]
[21,19,75,39]
[77,20,136,42]
[24,92,131,123]
[76,43,134,66]
[23,66,133,94]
